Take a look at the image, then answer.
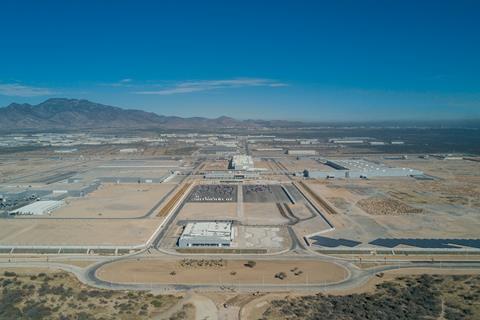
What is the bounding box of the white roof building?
[287,149,317,155]
[9,200,64,215]
[305,159,423,179]
[178,221,234,248]
[231,155,254,171]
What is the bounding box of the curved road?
[2,249,479,294]
[1,158,479,294]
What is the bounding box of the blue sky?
[0,0,479,121]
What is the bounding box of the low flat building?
[287,149,317,155]
[305,159,423,179]
[230,155,254,170]
[329,139,364,144]
[119,148,138,153]
[178,221,234,248]
[9,200,64,216]
[204,171,259,180]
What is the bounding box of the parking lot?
[187,184,237,202]
[243,185,290,203]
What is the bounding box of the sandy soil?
[253,160,275,171]
[0,218,162,246]
[202,160,229,171]
[178,202,237,220]
[97,259,348,285]
[383,158,480,182]
[50,183,175,218]
[243,203,290,225]
[293,216,332,238]
[304,176,480,241]
[287,203,314,220]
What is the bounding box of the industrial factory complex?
[304,159,424,179]
[0,129,479,300]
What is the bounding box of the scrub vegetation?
[0,271,180,320]
[261,274,480,320]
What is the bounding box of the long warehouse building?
[9,200,64,216]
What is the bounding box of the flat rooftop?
[182,221,232,239]
[9,200,63,215]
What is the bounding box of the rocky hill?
[0,98,271,131]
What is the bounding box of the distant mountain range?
[0,98,479,132]
[0,98,297,131]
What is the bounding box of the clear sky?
[0,0,479,121]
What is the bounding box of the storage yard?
[243,185,290,203]
[188,184,237,202]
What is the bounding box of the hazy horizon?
[3,97,480,124]
[1,1,479,121]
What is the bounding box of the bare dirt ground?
[253,159,275,171]
[0,218,161,246]
[243,203,290,225]
[202,160,229,171]
[304,172,480,242]
[49,183,175,218]
[382,158,480,181]
[357,196,424,215]
[293,216,332,238]
[178,202,237,220]
[96,259,347,285]
[287,203,314,220]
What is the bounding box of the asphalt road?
[1,158,479,295]
[2,252,479,294]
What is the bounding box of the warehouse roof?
[182,221,232,239]
[9,200,64,215]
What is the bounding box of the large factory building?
[178,221,234,248]
[9,200,64,216]
[230,155,254,171]
[305,159,423,179]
